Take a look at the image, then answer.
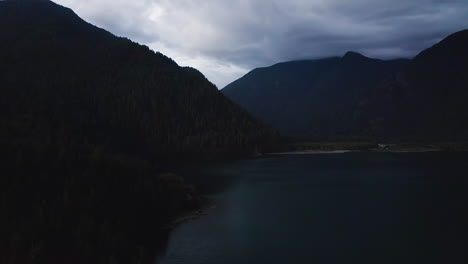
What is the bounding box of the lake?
[156,152,468,264]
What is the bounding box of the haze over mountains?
[223,30,468,141]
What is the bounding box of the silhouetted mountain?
[364,30,468,141]
[223,52,408,140]
[224,30,468,142]
[0,0,277,157]
[0,0,277,263]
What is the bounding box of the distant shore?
[268,149,440,155]
[267,142,468,155]
[269,150,353,155]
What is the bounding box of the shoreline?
[163,199,216,231]
[267,148,449,155]
[268,150,353,155]
[268,142,468,155]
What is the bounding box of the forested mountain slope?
[0,0,277,158]
[0,0,277,263]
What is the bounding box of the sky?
[54,0,468,88]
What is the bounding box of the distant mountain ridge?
[223,30,468,141]
[223,51,409,140]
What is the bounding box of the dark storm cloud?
[55,0,468,87]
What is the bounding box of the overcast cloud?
[54,0,468,88]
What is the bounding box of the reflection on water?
[156,152,468,264]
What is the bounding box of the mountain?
[223,30,468,141]
[363,30,468,141]
[0,0,277,157]
[0,0,277,263]
[222,52,409,140]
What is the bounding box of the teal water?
[157,152,468,264]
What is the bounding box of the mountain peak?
[342,51,367,60]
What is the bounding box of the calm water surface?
[157,152,468,264]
